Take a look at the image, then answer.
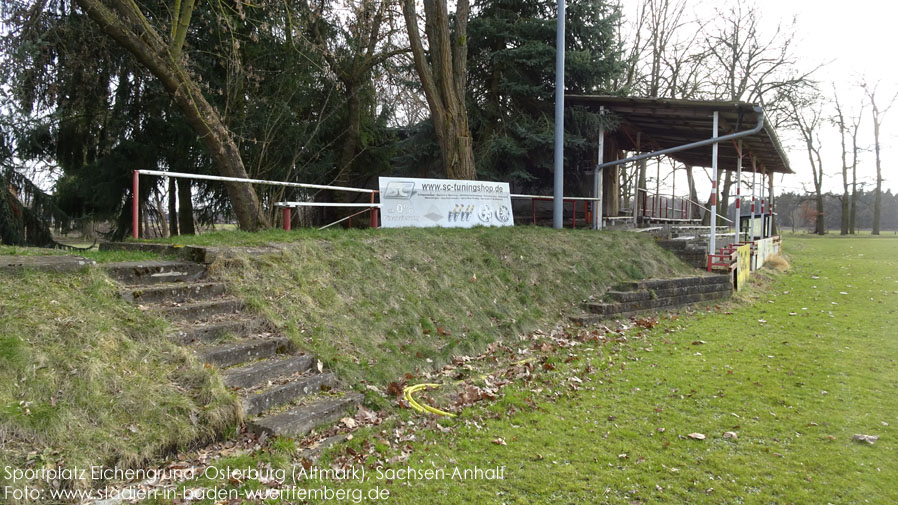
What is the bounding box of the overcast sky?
[618,0,898,197]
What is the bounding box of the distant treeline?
[772,190,898,233]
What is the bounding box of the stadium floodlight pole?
[552,0,565,229]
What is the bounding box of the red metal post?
[571,199,576,229]
[532,199,536,225]
[370,192,379,228]
[282,207,291,231]
[132,170,139,239]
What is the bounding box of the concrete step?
[572,288,733,325]
[198,337,292,368]
[246,393,363,437]
[242,372,337,417]
[121,282,227,304]
[154,298,244,322]
[104,260,206,285]
[586,288,731,315]
[607,282,734,303]
[223,355,315,390]
[617,275,730,292]
[171,317,270,345]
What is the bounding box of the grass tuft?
[764,254,790,272]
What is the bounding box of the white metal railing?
[130,170,379,237]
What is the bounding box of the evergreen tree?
[466,0,621,191]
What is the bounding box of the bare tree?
[703,4,816,224]
[832,86,863,235]
[862,81,898,235]
[306,1,406,189]
[790,93,825,235]
[400,0,475,180]
[619,0,708,218]
[73,0,269,231]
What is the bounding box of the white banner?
[378,177,514,228]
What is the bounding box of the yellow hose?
[403,383,456,417]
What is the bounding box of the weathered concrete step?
[617,275,730,292]
[247,393,363,437]
[607,282,733,303]
[242,372,337,417]
[198,337,292,368]
[121,282,227,304]
[103,260,206,285]
[572,290,732,325]
[223,355,315,390]
[586,288,731,316]
[154,298,244,322]
[171,317,270,345]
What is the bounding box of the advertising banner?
[755,237,775,270]
[378,177,514,229]
[736,243,751,290]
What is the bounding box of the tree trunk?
[850,171,858,234]
[720,170,733,227]
[155,196,169,238]
[840,195,849,235]
[75,0,269,231]
[873,120,882,235]
[636,159,647,221]
[178,181,195,235]
[685,165,701,220]
[815,192,825,235]
[402,0,476,180]
[433,109,476,180]
[168,178,179,236]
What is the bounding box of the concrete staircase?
[571,274,732,325]
[655,239,709,269]
[104,260,361,437]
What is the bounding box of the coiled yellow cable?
[403,383,456,417]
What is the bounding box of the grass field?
[148,234,898,504]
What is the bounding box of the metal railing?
[130,170,379,238]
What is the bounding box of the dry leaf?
[853,434,879,444]
[687,433,706,440]
[723,431,738,440]
[492,437,506,446]
[341,417,357,429]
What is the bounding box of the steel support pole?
[594,106,604,230]
[655,159,660,218]
[552,0,565,229]
[709,111,719,255]
[633,132,641,227]
[671,165,676,218]
[132,170,139,239]
[767,172,776,237]
[283,207,291,231]
[750,157,756,241]
[735,140,742,240]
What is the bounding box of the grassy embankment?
[202,227,694,387]
[154,234,898,504]
[0,268,239,496]
[1,227,692,500]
